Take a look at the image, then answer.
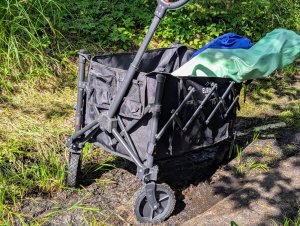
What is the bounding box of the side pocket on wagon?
[88,66,117,109]
[119,77,146,119]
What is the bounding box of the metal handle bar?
[107,0,191,119]
[158,0,190,10]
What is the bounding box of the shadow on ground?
[77,115,299,224]
[209,125,300,225]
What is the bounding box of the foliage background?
[58,0,300,49]
[0,0,299,89]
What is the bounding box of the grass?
[235,145,245,175]
[0,75,118,225]
[0,76,76,224]
[0,0,67,91]
[234,64,300,175]
[235,143,270,175]
[238,64,300,124]
[272,208,300,226]
[235,130,270,175]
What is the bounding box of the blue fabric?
[191,33,254,58]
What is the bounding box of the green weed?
[272,208,300,226]
[279,107,300,128]
[246,157,269,174]
[235,137,271,175]
[286,144,298,152]
[235,145,244,174]
[251,131,260,143]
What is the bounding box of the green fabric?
[172,29,300,82]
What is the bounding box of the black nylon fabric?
[92,44,193,73]
[155,77,241,159]
[84,44,241,162]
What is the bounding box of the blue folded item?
[191,33,254,58]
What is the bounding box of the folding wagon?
[66,0,241,223]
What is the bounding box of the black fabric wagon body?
[84,45,241,162]
[67,45,241,224]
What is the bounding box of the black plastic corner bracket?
[137,165,159,183]
[66,136,83,153]
[98,112,118,133]
[78,49,91,62]
[155,5,167,18]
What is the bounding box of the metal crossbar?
[180,81,239,133]
[183,84,218,132]
[205,81,236,125]
[155,87,195,140]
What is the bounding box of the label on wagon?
[202,82,217,94]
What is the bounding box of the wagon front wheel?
[66,151,81,187]
[134,183,175,223]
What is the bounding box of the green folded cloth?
[172,29,300,82]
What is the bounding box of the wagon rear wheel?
[134,183,175,223]
[66,152,81,187]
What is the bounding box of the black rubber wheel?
[134,183,175,223]
[66,152,81,187]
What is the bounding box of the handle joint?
[155,4,167,18]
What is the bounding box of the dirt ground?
[183,153,300,226]
[17,122,300,225]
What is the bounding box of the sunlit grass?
[0,78,76,224]
[0,75,118,224]
[0,0,69,91]
[238,65,300,126]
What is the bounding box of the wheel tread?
[66,152,81,187]
[134,183,175,223]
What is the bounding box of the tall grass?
[0,78,76,224]
[0,0,63,91]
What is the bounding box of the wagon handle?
[155,0,190,18]
[107,0,191,119]
[158,0,190,10]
